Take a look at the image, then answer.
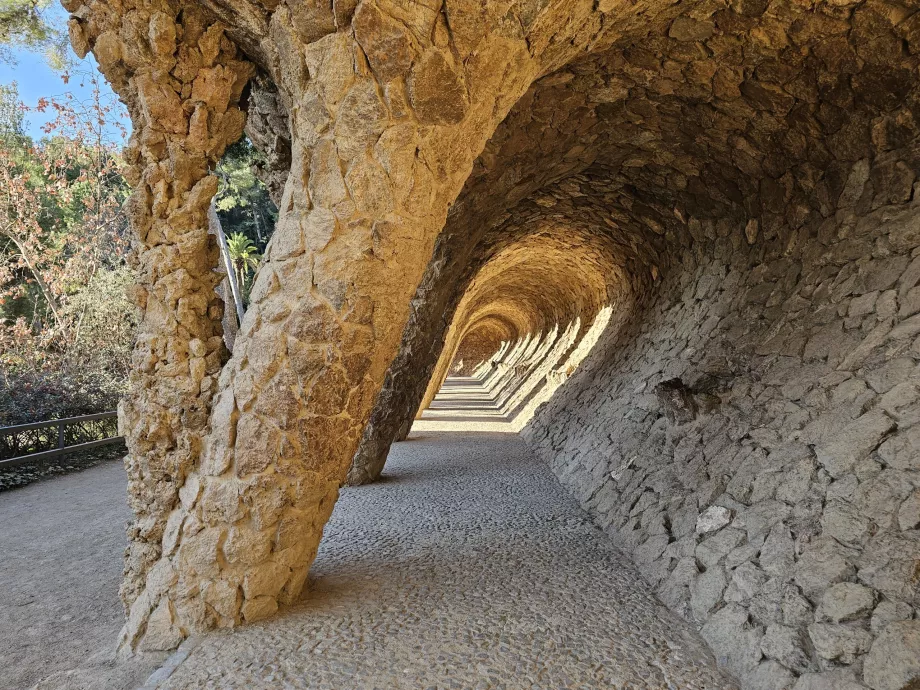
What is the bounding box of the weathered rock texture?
[70,0,920,686]
[522,188,920,690]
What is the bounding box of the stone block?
[781,585,814,628]
[750,578,785,626]
[855,470,915,531]
[897,490,920,531]
[862,621,920,690]
[697,528,746,567]
[870,599,914,634]
[241,595,278,623]
[822,499,874,549]
[224,524,273,567]
[726,563,768,603]
[669,17,715,42]
[177,527,223,579]
[243,562,292,600]
[857,532,920,603]
[203,579,240,620]
[878,426,920,471]
[701,604,764,677]
[697,505,733,534]
[790,670,867,690]
[634,534,669,564]
[761,623,813,673]
[795,538,857,598]
[736,501,791,540]
[814,412,896,478]
[691,567,726,620]
[200,478,245,524]
[742,659,796,690]
[816,583,875,623]
[140,599,184,652]
[807,622,872,663]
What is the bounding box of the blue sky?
[0,7,130,142]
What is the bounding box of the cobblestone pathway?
[157,431,737,690]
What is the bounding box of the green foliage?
[0,269,135,425]
[0,82,25,140]
[215,136,277,249]
[226,232,259,264]
[225,231,261,301]
[0,77,278,425]
[0,75,132,424]
[61,267,135,378]
[0,0,71,69]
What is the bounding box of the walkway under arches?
[150,430,736,689]
[4,419,736,689]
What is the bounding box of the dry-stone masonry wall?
[449,321,513,376]
[70,0,671,653]
[524,197,920,690]
[416,230,615,421]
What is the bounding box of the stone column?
[66,0,253,647]
[102,1,545,651]
[72,0,623,652]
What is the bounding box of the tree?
[225,231,261,299]
[0,72,128,326]
[0,0,70,69]
[0,82,25,139]
[215,136,277,247]
[0,73,132,423]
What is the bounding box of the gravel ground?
[2,431,738,690]
[0,459,133,689]
[157,432,738,690]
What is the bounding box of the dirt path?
[158,432,737,689]
[1,429,737,689]
[0,460,130,689]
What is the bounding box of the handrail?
[0,411,117,435]
[0,411,123,468]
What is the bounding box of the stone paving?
[156,430,738,689]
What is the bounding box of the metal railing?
[0,411,123,468]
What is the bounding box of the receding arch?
[415,229,618,430]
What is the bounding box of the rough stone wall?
[345,64,621,484]
[449,321,512,376]
[416,230,614,419]
[347,40,920,690]
[69,0,920,676]
[524,198,920,689]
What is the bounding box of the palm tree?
[226,232,261,298]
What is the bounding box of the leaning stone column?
[66,0,253,649]
[74,0,619,652]
[98,1,542,651]
[346,238,477,485]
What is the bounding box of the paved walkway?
[158,431,736,689]
[1,394,737,689]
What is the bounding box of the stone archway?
[68,0,920,687]
[67,0,650,652]
[414,228,618,428]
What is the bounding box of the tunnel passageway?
[58,0,920,685]
[148,430,737,689]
